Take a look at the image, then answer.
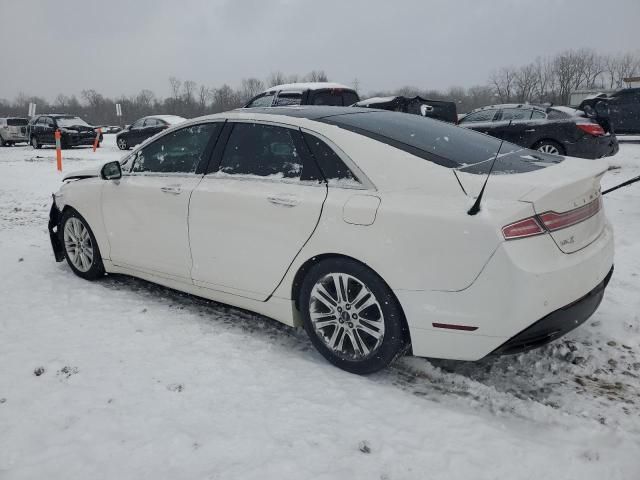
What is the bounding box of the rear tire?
[299,258,407,374]
[0,136,6,147]
[534,139,565,156]
[31,136,41,149]
[60,209,105,281]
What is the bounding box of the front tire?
[31,135,41,149]
[117,137,128,150]
[299,258,407,374]
[60,209,105,280]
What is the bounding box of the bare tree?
[514,63,538,103]
[490,67,517,102]
[198,85,212,112]
[305,70,329,82]
[240,78,265,102]
[182,80,197,104]
[267,71,287,87]
[169,76,182,101]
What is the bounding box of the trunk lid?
[457,157,608,253]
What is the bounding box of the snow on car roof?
[549,106,581,116]
[355,96,397,106]
[264,82,354,93]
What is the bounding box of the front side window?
[144,118,160,127]
[218,123,303,179]
[460,109,497,123]
[246,94,274,108]
[531,110,546,120]
[132,123,219,174]
[274,93,302,107]
[131,118,145,129]
[500,108,532,121]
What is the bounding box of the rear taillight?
[502,196,602,240]
[576,122,605,136]
[502,217,545,240]
[538,197,602,232]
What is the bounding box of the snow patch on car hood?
[62,166,101,181]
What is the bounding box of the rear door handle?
[525,129,536,132]
[160,185,182,195]
[267,195,299,207]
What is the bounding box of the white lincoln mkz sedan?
[49,107,614,373]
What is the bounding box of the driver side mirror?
[101,161,122,180]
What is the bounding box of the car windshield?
[320,110,563,174]
[57,117,90,127]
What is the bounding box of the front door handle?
[524,129,536,132]
[267,195,299,207]
[160,185,182,195]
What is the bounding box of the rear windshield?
[57,117,90,127]
[320,111,562,174]
[7,118,28,126]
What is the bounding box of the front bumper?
[48,197,65,262]
[65,133,101,146]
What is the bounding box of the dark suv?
[579,88,640,134]
[245,82,359,108]
[27,114,102,149]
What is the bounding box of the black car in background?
[116,115,186,150]
[579,88,640,134]
[353,96,458,123]
[27,115,102,149]
[458,104,618,159]
[244,82,360,108]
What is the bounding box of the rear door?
[491,108,535,145]
[189,121,327,300]
[101,122,222,280]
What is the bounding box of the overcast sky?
[1,0,638,100]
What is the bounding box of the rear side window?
[132,123,219,174]
[531,110,546,120]
[460,110,497,123]
[547,109,570,120]
[274,93,302,106]
[7,118,28,126]
[311,91,343,106]
[302,132,357,183]
[219,123,303,179]
[500,108,532,121]
[343,91,359,106]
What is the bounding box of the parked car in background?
[49,107,613,374]
[244,82,360,108]
[116,115,186,150]
[354,96,458,123]
[27,115,103,149]
[0,117,28,146]
[579,88,640,134]
[459,104,618,158]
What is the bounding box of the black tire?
[299,258,408,374]
[534,139,565,156]
[31,135,41,149]
[60,209,105,280]
[117,137,128,150]
[0,136,7,147]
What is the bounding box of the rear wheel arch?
[291,253,412,347]
[532,138,566,155]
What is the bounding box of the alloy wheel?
[117,138,127,150]
[63,217,94,273]
[309,273,385,360]
[537,144,560,155]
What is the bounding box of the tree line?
[0,49,638,125]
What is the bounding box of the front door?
[101,122,221,280]
[189,121,327,300]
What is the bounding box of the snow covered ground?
[1,135,639,479]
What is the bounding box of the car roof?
[263,82,355,94]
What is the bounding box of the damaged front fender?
[48,195,65,262]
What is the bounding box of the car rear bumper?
[565,134,619,159]
[1,132,27,142]
[395,222,614,360]
[491,265,613,355]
